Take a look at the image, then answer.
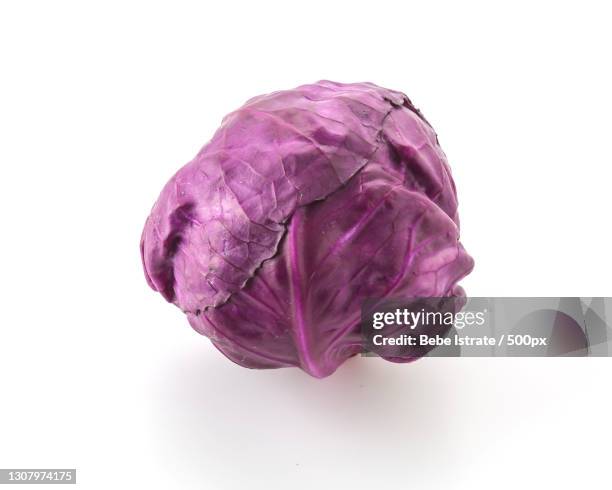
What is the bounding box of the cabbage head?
[141,81,473,378]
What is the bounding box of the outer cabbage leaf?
[188,157,471,377]
[141,82,402,311]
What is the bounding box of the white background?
[1,1,611,488]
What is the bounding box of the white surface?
[0,1,611,489]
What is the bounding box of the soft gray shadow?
[149,347,466,489]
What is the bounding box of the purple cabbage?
[141,81,473,378]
